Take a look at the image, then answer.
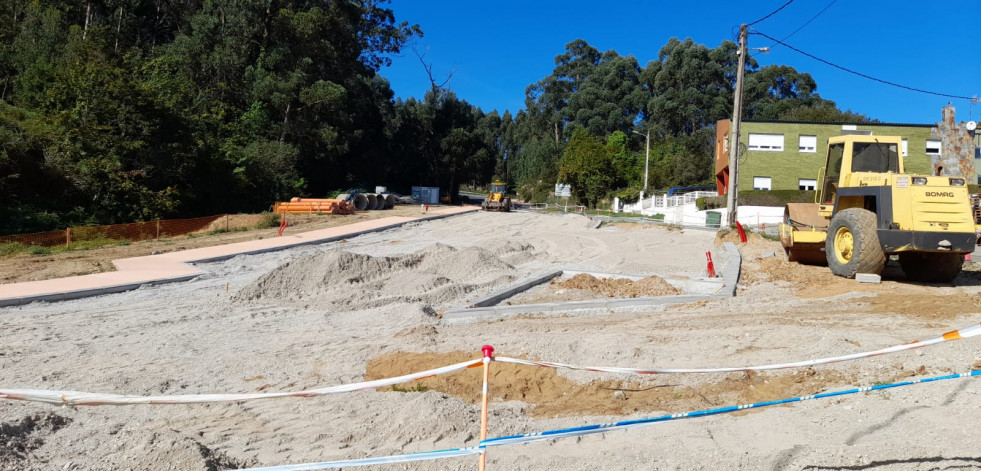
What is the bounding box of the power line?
[751,29,976,100]
[748,0,795,26]
[771,0,838,46]
[753,0,837,57]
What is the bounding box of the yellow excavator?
[779,135,975,282]
[481,180,512,212]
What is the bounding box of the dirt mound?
[0,412,71,469]
[365,351,874,418]
[715,229,783,258]
[479,239,541,265]
[552,273,681,298]
[415,243,515,282]
[235,243,533,308]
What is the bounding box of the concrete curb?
[720,242,741,297]
[465,270,563,308]
[442,244,742,324]
[0,207,479,307]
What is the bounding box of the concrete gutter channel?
[442,242,741,323]
[0,207,478,307]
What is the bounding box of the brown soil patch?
[0,206,427,284]
[507,273,682,304]
[741,254,981,320]
[552,273,680,298]
[714,228,780,255]
[741,254,842,289]
[365,351,870,418]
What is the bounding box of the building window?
[902,139,908,157]
[748,134,784,151]
[753,176,772,190]
[798,179,817,191]
[798,135,817,153]
[926,140,941,155]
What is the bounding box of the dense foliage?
[0,1,867,234]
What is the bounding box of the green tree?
[642,38,751,136]
[559,129,613,207]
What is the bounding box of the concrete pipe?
[374,194,386,210]
[352,193,368,211]
[383,193,395,209]
[365,193,378,211]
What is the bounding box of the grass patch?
[1,237,133,257]
[390,383,430,393]
[0,242,30,256]
[255,212,282,229]
[207,227,249,236]
[29,245,52,255]
[55,237,121,253]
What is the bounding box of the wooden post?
[65,228,71,245]
[478,345,494,471]
[156,220,161,240]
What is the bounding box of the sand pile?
[505,272,683,305]
[235,243,536,308]
[552,273,681,298]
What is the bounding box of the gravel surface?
[1,211,980,470]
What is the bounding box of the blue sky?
[381,0,980,125]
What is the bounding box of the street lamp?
[631,129,650,192]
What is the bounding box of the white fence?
[617,191,783,230]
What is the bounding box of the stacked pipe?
[274,199,354,215]
[278,192,396,214]
[343,193,396,210]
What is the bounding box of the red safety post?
[425,204,429,213]
[478,345,494,471]
[278,213,288,237]
[736,221,747,243]
[706,251,716,278]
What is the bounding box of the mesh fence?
[0,215,226,248]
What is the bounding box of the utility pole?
[726,24,747,226]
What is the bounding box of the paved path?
[0,206,478,307]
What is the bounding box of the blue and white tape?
[481,370,981,447]
[231,446,481,470]
[235,369,981,470]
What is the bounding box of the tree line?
[0,0,868,235]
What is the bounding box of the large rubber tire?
[899,252,964,283]
[825,208,885,278]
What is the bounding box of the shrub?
[29,245,51,255]
[609,187,641,204]
[697,190,816,210]
[517,181,554,204]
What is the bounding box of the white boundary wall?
[620,192,784,229]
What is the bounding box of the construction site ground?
[2,210,981,470]
[0,207,427,284]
